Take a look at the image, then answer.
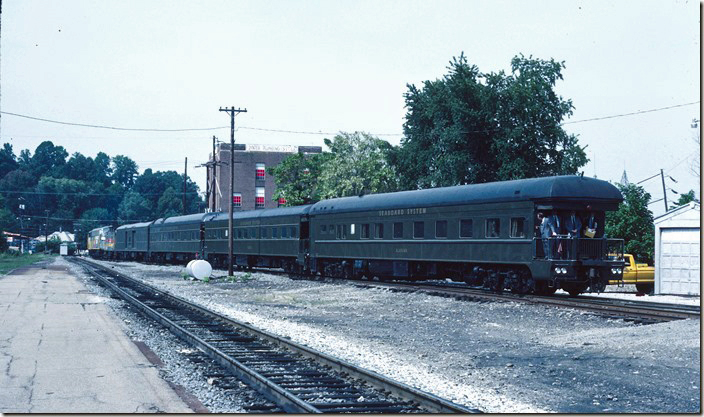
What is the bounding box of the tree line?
[0,141,202,248]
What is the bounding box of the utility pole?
[219,106,247,277]
[183,157,188,215]
[660,169,668,212]
[44,210,49,254]
[211,135,217,211]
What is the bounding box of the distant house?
[34,231,75,244]
[653,202,700,296]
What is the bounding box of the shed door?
[658,228,700,295]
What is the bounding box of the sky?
[0,0,700,218]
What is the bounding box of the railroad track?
[71,257,479,414]
[337,280,700,324]
[219,266,699,324]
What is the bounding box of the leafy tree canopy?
[29,141,68,179]
[268,151,329,206]
[317,132,399,199]
[269,132,399,205]
[0,143,19,180]
[111,155,139,188]
[673,189,698,208]
[392,53,587,190]
[605,183,655,264]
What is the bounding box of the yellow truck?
[609,254,654,293]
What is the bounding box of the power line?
[561,101,700,125]
[2,100,699,138]
[0,111,229,132]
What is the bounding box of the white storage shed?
[654,202,700,295]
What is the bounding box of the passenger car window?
[393,222,403,239]
[435,220,448,238]
[413,221,424,239]
[361,224,370,239]
[290,226,297,238]
[375,223,384,239]
[510,218,525,238]
[460,219,473,238]
[486,219,500,238]
[281,226,288,238]
[272,227,278,238]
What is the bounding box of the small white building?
[654,202,700,295]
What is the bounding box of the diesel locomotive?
[89,175,625,296]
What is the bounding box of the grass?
[0,253,53,276]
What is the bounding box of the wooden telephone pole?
[219,106,247,276]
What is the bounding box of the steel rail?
[342,280,700,323]
[73,257,480,414]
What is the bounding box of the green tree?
[393,53,587,189]
[29,141,68,179]
[318,132,400,199]
[157,187,183,218]
[672,189,698,208]
[268,152,328,206]
[605,183,655,264]
[133,169,201,218]
[111,155,139,188]
[117,191,152,223]
[0,143,19,180]
[94,152,113,186]
[62,152,98,182]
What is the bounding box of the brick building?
[207,143,322,212]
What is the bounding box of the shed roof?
[309,175,622,215]
[654,201,701,224]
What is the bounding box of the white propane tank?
[189,260,212,280]
[186,259,197,277]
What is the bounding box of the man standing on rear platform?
[565,210,582,259]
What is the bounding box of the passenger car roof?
[310,175,623,215]
[207,205,313,222]
[151,212,219,226]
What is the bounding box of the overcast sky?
[1,0,700,218]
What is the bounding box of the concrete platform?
[0,258,195,413]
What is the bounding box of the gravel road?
[67,257,700,413]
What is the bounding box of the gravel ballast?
[66,257,700,413]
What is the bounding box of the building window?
[510,218,525,238]
[232,193,242,208]
[460,219,473,238]
[486,218,500,238]
[255,163,266,180]
[255,187,265,209]
[413,221,424,239]
[393,222,403,239]
[435,220,448,238]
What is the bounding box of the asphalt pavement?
[0,258,195,413]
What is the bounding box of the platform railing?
[534,237,624,261]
